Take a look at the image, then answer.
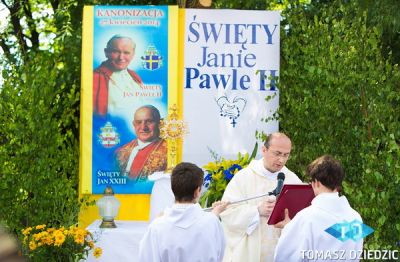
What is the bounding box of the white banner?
[182,9,280,166]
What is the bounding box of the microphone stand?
[203,191,275,212]
[203,172,285,212]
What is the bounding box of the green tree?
[279,0,400,248]
[310,0,400,64]
[0,0,84,233]
[1,0,399,255]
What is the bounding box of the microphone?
[203,172,286,211]
[271,172,285,196]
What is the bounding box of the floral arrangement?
[21,224,102,261]
[199,143,258,208]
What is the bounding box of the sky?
[0,3,10,40]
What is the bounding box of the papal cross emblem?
[141,45,163,70]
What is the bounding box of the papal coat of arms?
[98,122,120,148]
[141,45,163,70]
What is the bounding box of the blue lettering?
[212,74,231,89]
[234,24,247,44]
[244,53,256,67]
[247,24,261,44]
[197,46,256,68]
[187,21,278,46]
[202,22,223,43]
[199,74,210,89]
[185,67,199,88]
[259,69,278,91]
[240,74,250,89]
[188,16,200,43]
[225,23,231,44]
[262,24,278,44]
[185,68,253,90]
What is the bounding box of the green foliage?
[0,51,83,231]
[355,0,400,64]
[0,0,88,247]
[279,0,400,249]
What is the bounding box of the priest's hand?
[274,208,291,228]
[211,201,229,217]
[257,195,276,217]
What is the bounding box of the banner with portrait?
[182,9,280,166]
[80,5,178,194]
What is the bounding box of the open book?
[267,184,315,225]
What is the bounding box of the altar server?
[274,155,363,262]
[138,162,228,262]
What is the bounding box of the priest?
[220,132,302,262]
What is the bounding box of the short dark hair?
[171,162,204,202]
[307,155,345,191]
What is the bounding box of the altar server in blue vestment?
[138,162,228,262]
[274,155,363,262]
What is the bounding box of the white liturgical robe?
[274,192,363,262]
[138,203,225,262]
[220,159,302,262]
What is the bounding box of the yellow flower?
[23,224,100,259]
[74,234,85,245]
[33,233,42,241]
[41,236,53,246]
[75,228,87,236]
[22,227,32,236]
[54,233,65,246]
[35,224,46,230]
[29,240,37,251]
[93,247,102,258]
[212,171,223,180]
[53,229,63,236]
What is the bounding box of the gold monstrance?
[160,104,188,172]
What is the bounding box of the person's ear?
[261,145,268,154]
[310,180,317,189]
[194,187,201,199]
